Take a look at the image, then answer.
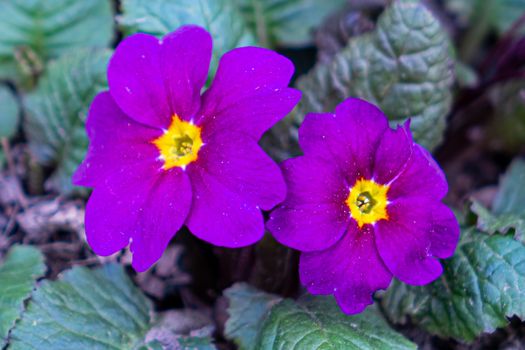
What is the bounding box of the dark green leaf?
[119,0,256,79]
[232,0,346,47]
[293,0,454,150]
[257,295,416,350]
[382,227,525,342]
[0,0,113,85]
[8,264,152,350]
[24,49,111,194]
[0,245,45,348]
[224,283,282,350]
[0,86,20,138]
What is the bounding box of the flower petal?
[193,131,285,210]
[375,197,457,285]
[300,223,392,314]
[85,164,192,272]
[299,98,388,182]
[268,156,350,252]
[388,144,448,200]
[373,121,413,185]
[197,47,300,140]
[186,164,264,247]
[73,92,161,188]
[108,26,212,128]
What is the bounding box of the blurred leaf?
[224,283,282,350]
[24,49,111,194]
[0,0,113,85]
[0,86,20,139]
[445,0,525,35]
[382,227,525,342]
[9,264,152,350]
[293,0,454,150]
[257,295,416,350]
[119,0,256,79]
[471,159,525,238]
[232,0,346,47]
[455,61,478,88]
[0,245,45,348]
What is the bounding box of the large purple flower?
[267,98,460,314]
[73,26,300,272]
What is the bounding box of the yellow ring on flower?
[346,178,389,228]
[152,115,203,170]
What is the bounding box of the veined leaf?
[0,246,45,348]
[8,264,152,350]
[382,227,525,342]
[293,0,454,150]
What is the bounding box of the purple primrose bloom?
[267,98,460,314]
[73,26,301,272]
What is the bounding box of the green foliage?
[0,246,45,348]
[0,0,113,85]
[9,264,152,350]
[119,0,256,79]
[471,159,525,238]
[24,49,111,194]
[0,86,20,139]
[257,296,416,350]
[293,0,454,150]
[224,283,415,350]
[224,283,282,349]
[232,0,346,47]
[382,227,525,342]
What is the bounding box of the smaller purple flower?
[267,98,460,314]
[74,26,301,272]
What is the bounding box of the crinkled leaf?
[0,86,20,138]
[8,264,152,350]
[0,245,45,348]
[0,0,113,85]
[257,295,416,350]
[232,0,346,47]
[471,201,525,238]
[293,0,454,150]
[382,227,525,342]
[471,159,525,239]
[119,0,256,79]
[24,49,111,194]
[224,283,282,350]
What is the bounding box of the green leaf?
[0,86,20,139]
[8,264,152,350]
[224,283,282,350]
[232,0,346,48]
[257,295,416,350]
[492,0,525,34]
[0,0,113,85]
[293,0,454,150]
[119,0,256,79]
[382,227,525,342]
[471,159,525,238]
[0,245,45,348]
[24,48,111,194]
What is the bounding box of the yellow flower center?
[346,178,389,228]
[152,115,203,170]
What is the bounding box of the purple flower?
[267,98,460,314]
[73,26,301,272]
